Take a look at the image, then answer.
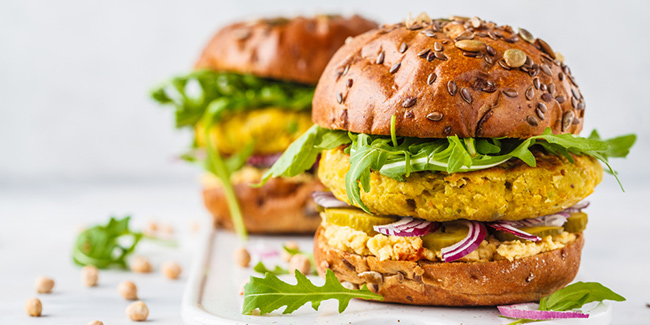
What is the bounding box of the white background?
[1,1,649,324]
[0,0,648,185]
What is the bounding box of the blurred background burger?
[151,15,377,236]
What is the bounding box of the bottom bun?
[314,226,584,306]
[203,176,323,234]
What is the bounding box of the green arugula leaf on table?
[243,269,382,315]
[253,261,289,276]
[539,282,625,311]
[73,216,143,269]
[503,282,625,324]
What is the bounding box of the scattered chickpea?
[126,301,149,321]
[130,256,152,273]
[161,261,182,280]
[189,219,200,233]
[145,220,158,235]
[24,297,42,317]
[88,321,104,325]
[118,281,138,300]
[81,265,99,287]
[289,254,311,275]
[233,247,251,267]
[281,241,300,262]
[34,276,55,293]
[161,223,175,235]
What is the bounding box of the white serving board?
[181,229,612,325]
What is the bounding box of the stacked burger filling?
[261,14,634,305]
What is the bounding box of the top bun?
[194,15,378,85]
[312,15,586,138]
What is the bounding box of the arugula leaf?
[72,216,143,269]
[242,269,382,315]
[257,125,351,186]
[225,141,255,173]
[151,70,314,128]
[588,130,637,159]
[539,282,625,311]
[502,282,625,324]
[204,131,247,240]
[261,126,635,213]
[253,261,289,276]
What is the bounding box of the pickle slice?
[421,221,469,251]
[324,208,399,235]
[564,212,588,233]
[494,226,564,242]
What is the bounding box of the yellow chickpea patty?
[318,146,603,222]
[195,108,312,155]
[321,222,578,263]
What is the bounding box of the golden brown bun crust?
[314,226,584,306]
[313,16,585,138]
[203,177,324,234]
[195,15,378,84]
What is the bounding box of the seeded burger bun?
[313,17,585,138]
[312,15,598,305]
[315,229,584,305]
[200,15,377,234]
[196,15,379,84]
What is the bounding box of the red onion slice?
[489,222,541,242]
[440,221,487,262]
[563,201,590,213]
[507,213,570,228]
[246,153,283,168]
[571,201,590,210]
[498,303,589,320]
[373,218,439,237]
[248,247,279,260]
[312,191,351,209]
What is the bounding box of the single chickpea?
[281,241,300,262]
[189,219,200,233]
[126,301,149,321]
[233,247,251,267]
[118,281,138,300]
[81,265,99,287]
[145,220,158,235]
[34,276,55,293]
[289,254,311,275]
[88,321,104,325]
[24,297,42,317]
[130,256,152,273]
[161,261,182,280]
[161,223,175,235]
